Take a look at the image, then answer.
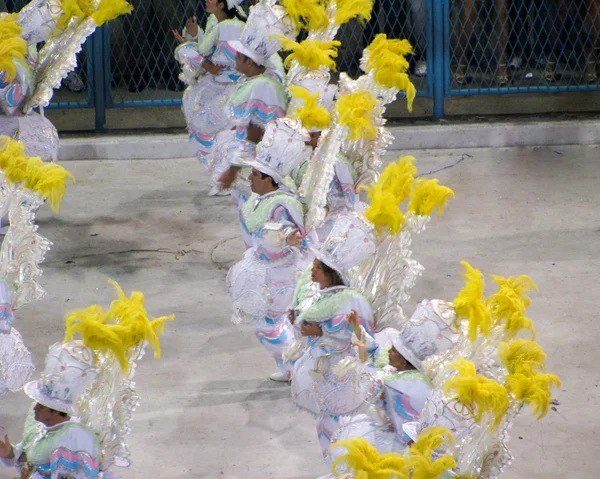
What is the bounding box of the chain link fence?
[449,0,600,93]
[3,0,599,122]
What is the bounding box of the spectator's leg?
[585,0,600,82]
[410,0,428,76]
[456,0,478,84]
[494,0,509,84]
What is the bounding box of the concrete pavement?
[0,144,599,478]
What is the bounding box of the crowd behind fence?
[2,0,599,120]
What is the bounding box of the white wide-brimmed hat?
[24,341,98,415]
[227,1,293,68]
[390,299,459,373]
[241,117,311,185]
[311,214,376,285]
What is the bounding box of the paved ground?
[0,144,599,479]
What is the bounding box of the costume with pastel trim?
[226,119,311,377]
[0,282,174,479]
[175,15,245,161]
[0,1,132,162]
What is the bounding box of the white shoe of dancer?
[269,371,290,382]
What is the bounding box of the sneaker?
[64,72,85,92]
[269,371,290,382]
[415,60,427,77]
[208,185,220,196]
[509,56,523,71]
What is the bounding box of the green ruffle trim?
[241,192,303,233]
[298,288,366,323]
[293,265,313,306]
[383,369,430,385]
[229,74,288,109]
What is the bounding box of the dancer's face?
[206,0,223,14]
[389,346,413,371]
[235,52,251,75]
[33,403,67,426]
[249,168,274,195]
[307,131,321,150]
[311,260,328,285]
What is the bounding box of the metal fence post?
[432,0,446,118]
[91,26,107,131]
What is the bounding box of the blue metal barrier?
[5,0,595,128]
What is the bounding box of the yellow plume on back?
[335,0,373,26]
[453,261,491,341]
[490,274,538,308]
[91,0,133,26]
[409,426,454,458]
[335,90,379,141]
[289,85,332,131]
[407,427,456,479]
[365,35,416,110]
[278,37,341,71]
[498,339,547,375]
[57,0,131,31]
[0,137,75,212]
[506,372,560,419]
[64,280,174,371]
[359,157,416,234]
[279,0,328,32]
[444,358,509,428]
[330,438,408,478]
[407,178,454,217]
[0,14,27,83]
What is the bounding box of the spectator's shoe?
[269,372,290,383]
[415,60,427,77]
[544,61,556,83]
[585,61,598,83]
[64,72,85,92]
[508,56,522,71]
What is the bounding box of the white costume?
[0,0,131,162]
[211,0,294,188]
[174,4,245,162]
[285,215,378,456]
[0,282,174,479]
[227,118,311,378]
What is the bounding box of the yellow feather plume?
[498,340,547,376]
[359,157,416,234]
[91,0,133,26]
[330,438,408,478]
[335,0,373,26]
[453,261,491,341]
[57,0,132,31]
[406,454,456,479]
[506,372,560,419]
[289,85,332,131]
[407,178,455,217]
[278,36,341,71]
[490,274,538,309]
[444,358,509,428]
[64,280,174,371]
[0,137,75,212]
[409,426,454,458]
[364,35,416,110]
[0,14,27,83]
[279,0,328,32]
[335,90,379,141]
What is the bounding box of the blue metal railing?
[26,0,598,129]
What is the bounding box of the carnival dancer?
[325,300,459,463]
[173,0,246,187]
[0,136,74,397]
[287,71,360,240]
[0,0,132,162]
[215,0,294,193]
[284,214,378,456]
[0,281,174,478]
[226,118,311,382]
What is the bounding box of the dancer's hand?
[218,167,239,190]
[0,434,14,459]
[347,309,360,337]
[286,230,303,247]
[352,340,368,363]
[172,29,186,44]
[186,16,199,38]
[301,322,322,337]
[202,60,222,75]
[288,309,296,324]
